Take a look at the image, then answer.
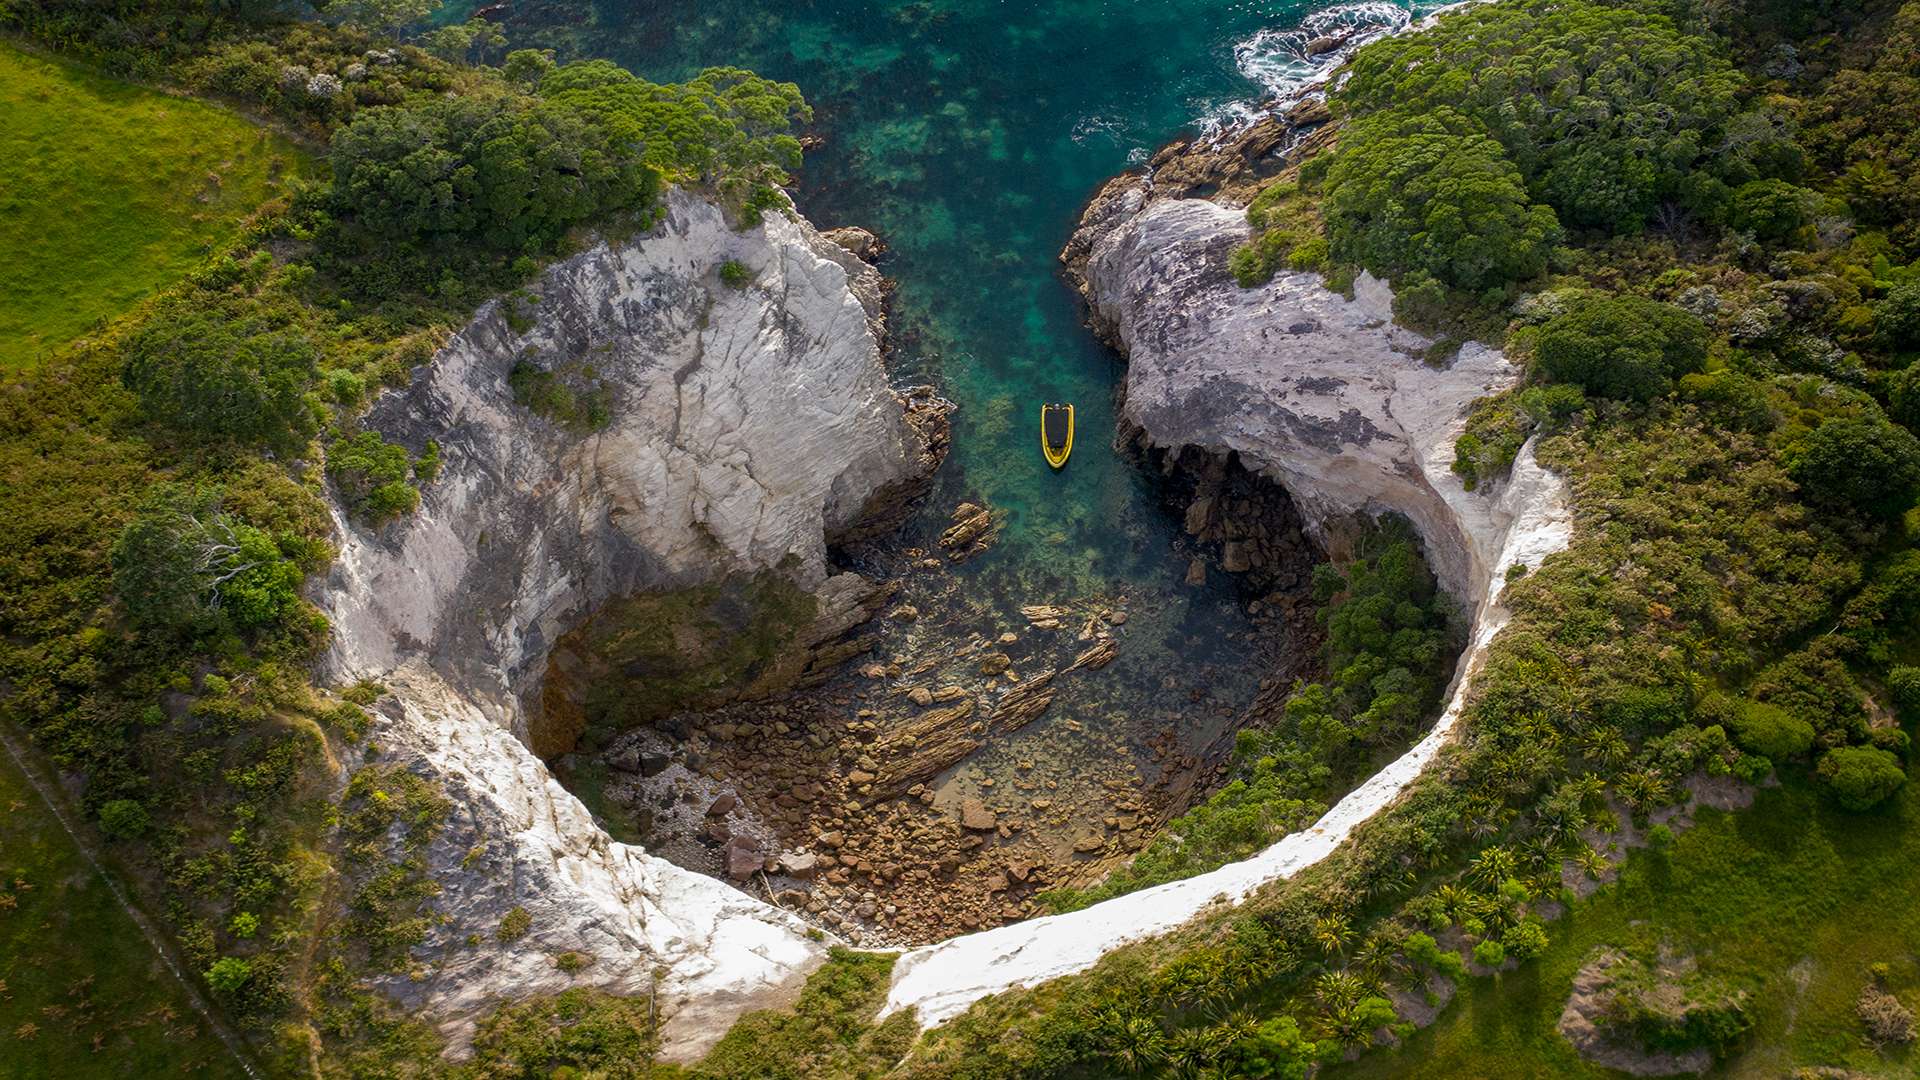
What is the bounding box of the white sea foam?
[1201,0,1483,133]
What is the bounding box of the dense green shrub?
[326,431,421,524]
[1220,1015,1314,1079]
[112,489,308,637]
[1731,179,1816,245]
[1501,918,1551,961]
[1726,700,1816,761]
[1406,932,1468,979]
[205,955,254,995]
[1452,384,1587,490]
[1678,370,1780,432]
[97,798,151,839]
[1888,666,1920,717]
[1533,297,1709,401]
[508,360,614,432]
[121,306,319,454]
[1786,415,1920,520]
[1232,180,1329,287]
[1818,746,1908,810]
[696,949,901,1079]
[465,988,662,1079]
[1880,282,1920,352]
[1322,108,1560,292]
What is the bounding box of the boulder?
[775,851,820,880]
[959,798,998,831]
[725,837,766,881]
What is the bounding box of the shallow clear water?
[513,0,1441,851]
[509,0,1435,562]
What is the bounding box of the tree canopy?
[327,61,809,257]
[1786,414,1920,521]
[1322,108,1561,292]
[1336,0,1764,234]
[1532,297,1710,401]
[121,304,319,455]
[1817,745,1908,810]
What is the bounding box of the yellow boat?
[1041,402,1073,469]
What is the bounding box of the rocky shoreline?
[572,463,1327,946]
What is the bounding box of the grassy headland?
[0,42,299,370]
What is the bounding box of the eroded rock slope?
[317,189,942,1058]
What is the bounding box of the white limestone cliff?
[316,189,940,1059]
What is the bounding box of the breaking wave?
[1201,1,1467,133]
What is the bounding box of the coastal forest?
[2,0,1918,1078]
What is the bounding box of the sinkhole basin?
[549,443,1332,948]
[316,0,1548,1059]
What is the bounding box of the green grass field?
[0,41,300,370]
[1333,770,1920,1079]
[0,744,248,1079]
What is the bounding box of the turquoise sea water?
[507,0,1435,574]
[513,0,1441,846]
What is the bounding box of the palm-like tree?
[1617,769,1672,812]
[1094,1011,1168,1075]
[1434,883,1479,926]
[1317,998,1384,1049]
[1466,845,1517,890]
[1519,836,1563,876]
[1315,969,1366,1012]
[1354,934,1406,984]
[1566,774,1608,812]
[1313,914,1354,959]
[1575,842,1611,880]
[1163,1025,1220,1072]
[1580,726,1631,767]
[1203,1004,1260,1046]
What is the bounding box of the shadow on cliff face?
[534,567,826,760]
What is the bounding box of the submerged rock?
[822,225,885,261]
[318,189,944,1060]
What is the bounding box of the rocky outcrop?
[1070,184,1532,617]
[316,189,943,1059]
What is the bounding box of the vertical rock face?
[315,189,943,1059]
